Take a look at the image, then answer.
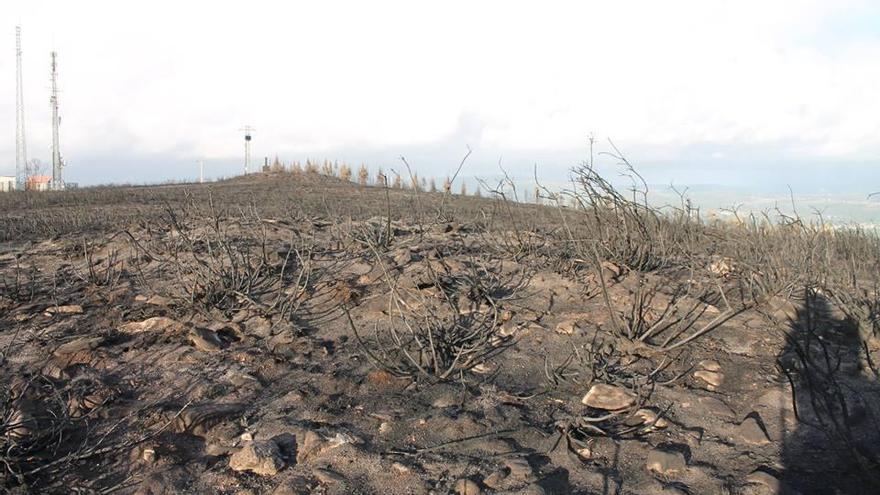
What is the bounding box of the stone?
[229,440,284,476]
[483,470,507,488]
[120,317,181,334]
[582,383,635,411]
[694,370,725,389]
[453,478,481,495]
[737,416,770,445]
[312,467,345,485]
[189,327,224,352]
[54,336,104,358]
[499,322,519,337]
[134,294,173,306]
[746,469,781,492]
[601,261,626,281]
[504,457,533,479]
[626,408,669,429]
[555,319,583,335]
[697,359,722,372]
[46,304,83,315]
[53,336,105,367]
[575,445,593,460]
[646,449,686,476]
[296,430,325,464]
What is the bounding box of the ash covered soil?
[1,172,878,494]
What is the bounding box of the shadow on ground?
[778,290,880,494]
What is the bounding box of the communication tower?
[50,51,64,190]
[15,26,27,191]
[240,125,255,174]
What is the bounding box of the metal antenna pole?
[50,51,63,190]
[239,125,254,174]
[15,26,27,191]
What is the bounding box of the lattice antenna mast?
[50,51,63,190]
[15,26,27,191]
[240,125,254,174]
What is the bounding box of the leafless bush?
[562,148,699,271]
[132,202,315,320]
[477,171,549,261]
[1,261,40,304]
[0,370,122,489]
[826,283,880,347]
[544,329,681,457]
[348,254,524,381]
[592,254,753,356]
[70,238,123,288]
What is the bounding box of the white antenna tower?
[50,51,64,190]
[15,26,27,191]
[240,125,254,174]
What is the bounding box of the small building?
[26,175,52,191]
[0,176,15,192]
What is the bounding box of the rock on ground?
[229,440,285,476]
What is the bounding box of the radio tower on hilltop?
[240,125,254,174]
[50,51,64,190]
[15,26,27,191]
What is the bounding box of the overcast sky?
[2,0,879,190]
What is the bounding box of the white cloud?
[1,0,879,180]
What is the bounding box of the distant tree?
[392,173,403,189]
[460,182,467,196]
[410,173,420,191]
[271,155,284,172]
[376,168,387,186]
[474,186,482,198]
[290,161,302,174]
[358,164,369,185]
[305,160,318,174]
[443,177,452,194]
[429,178,437,192]
[339,164,352,182]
